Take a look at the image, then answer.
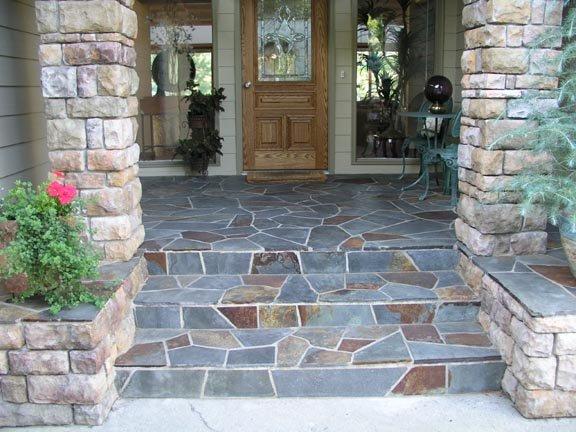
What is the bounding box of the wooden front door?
[241,0,328,175]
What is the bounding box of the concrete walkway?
[8,394,576,432]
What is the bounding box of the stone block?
[91,215,133,241]
[462,0,486,28]
[59,0,124,35]
[515,386,576,418]
[73,386,118,425]
[510,231,547,255]
[515,75,558,89]
[23,323,98,350]
[86,118,104,149]
[97,65,138,97]
[470,147,503,174]
[455,218,512,256]
[64,172,107,189]
[0,402,73,427]
[510,317,553,357]
[41,66,77,98]
[47,119,86,150]
[0,325,24,349]
[465,25,506,49]
[103,118,134,149]
[462,99,506,119]
[8,350,69,375]
[501,368,518,399]
[63,42,123,66]
[107,165,139,187]
[530,49,562,75]
[461,49,479,74]
[544,0,564,26]
[28,370,109,405]
[77,66,98,98]
[526,315,576,334]
[511,346,556,390]
[486,0,531,24]
[1,376,28,403]
[103,223,145,261]
[44,99,67,120]
[489,323,514,364]
[458,195,523,234]
[506,25,524,47]
[39,44,62,66]
[35,1,59,34]
[67,96,137,118]
[87,144,139,171]
[0,351,8,374]
[557,356,576,391]
[481,119,535,149]
[481,48,529,74]
[82,186,132,217]
[70,337,113,374]
[555,333,576,355]
[49,150,85,172]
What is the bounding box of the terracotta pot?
[188,115,209,129]
[0,220,28,295]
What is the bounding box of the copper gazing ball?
[425,75,453,113]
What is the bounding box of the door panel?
[241,0,328,172]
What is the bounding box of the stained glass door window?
[257,0,312,81]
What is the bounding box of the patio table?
[397,111,456,201]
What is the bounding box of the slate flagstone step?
[144,249,462,276]
[115,323,505,398]
[133,269,479,329]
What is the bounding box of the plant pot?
[560,231,576,279]
[0,220,28,295]
[188,115,209,129]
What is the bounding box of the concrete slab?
[8,394,576,432]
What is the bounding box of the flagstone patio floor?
[140,175,457,253]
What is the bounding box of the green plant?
[175,56,226,175]
[492,3,575,232]
[0,177,102,314]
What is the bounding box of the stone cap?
[0,257,143,324]
[459,244,576,318]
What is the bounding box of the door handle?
[243,81,252,89]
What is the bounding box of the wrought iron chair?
[398,98,432,180]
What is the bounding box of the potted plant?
[175,56,226,176]
[493,4,575,276]
[0,173,102,313]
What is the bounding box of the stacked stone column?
[35,0,144,261]
[456,0,563,256]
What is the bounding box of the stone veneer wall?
[0,258,147,427]
[459,253,576,418]
[35,0,144,261]
[456,0,563,256]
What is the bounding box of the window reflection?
[355,0,435,161]
[135,0,214,161]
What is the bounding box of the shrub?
[0,173,102,314]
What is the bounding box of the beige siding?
[0,0,48,195]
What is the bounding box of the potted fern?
[494,4,575,275]
[175,56,226,176]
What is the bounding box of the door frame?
[240,0,329,172]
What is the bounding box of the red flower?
[57,184,77,205]
[47,181,64,198]
[46,181,77,205]
[53,171,65,179]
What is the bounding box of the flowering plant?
[0,174,101,314]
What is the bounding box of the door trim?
[240,0,329,172]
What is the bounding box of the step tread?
[116,322,500,370]
[135,271,477,307]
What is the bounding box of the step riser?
[134,302,481,329]
[117,362,505,398]
[144,250,461,276]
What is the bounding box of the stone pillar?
[35,0,144,261]
[456,0,563,256]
